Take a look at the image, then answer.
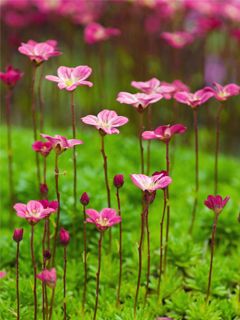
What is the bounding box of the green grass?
[0,125,240,320]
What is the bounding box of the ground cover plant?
[0,1,240,320]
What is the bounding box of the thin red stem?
[16,242,20,320]
[144,206,150,303]
[214,104,223,195]
[63,247,67,320]
[31,224,37,320]
[139,112,145,174]
[116,188,122,307]
[164,142,170,271]
[52,154,60,266]
[82,205,87,314]
[146,106,152,175]
[93,232,103,320]
[70,92,77,213]
[38,64,44,133]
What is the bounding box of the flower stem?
[52,153,60,266]
[214,104,223,195]
[42,259,46,320]
[164,142,170,272]
[70,91,77,217]
[206,213,219,302]
[38,64,44,133]
[31,224,37,320]
[82,205,87,314]
[116,187,122,307]
[139,112,145,174]
[146,106,152,175]
[144,206,150,304]
[16,242,20,320]
[157,189,167,298]
[93,232,103,320]
[63,247,67,320]
[189,109,199,234]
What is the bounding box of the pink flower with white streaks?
[142,124,187,143]
[161,31,194,49]
[84,22,120,44]
[37,268,57,288]
[204,195,230,215]
[13,200,56,224]
[174,89,214,108]
[130,173,172,193]
[41,134,83,155]
[117,92,162,111]
[0,65,23,88]
[131,78,175,96]
[32,141,52,157]
[18,40,61,64]
[81,109,128,135]
[86,208,121,231]
[46,66,93,91]
[204,82,240,101]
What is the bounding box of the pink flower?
[39,200,59,211]
[13,228,24,243]
[174,89,214,108]
[45,66,93,91]
[113,174,124,188]
[40,183,48,196]
[116,92,162,111]
[161,31,194,49]
[86,208,121,231]
[13,200,56,224]
[0,65,23,87]
[18,40,61,64]
[204,195,230,214]
[37,268,57,288]
[142,124,187,143]
[84,22,120,44]
[59,228,70,246]
[32,141,52,157]
[131,78,175,95]
[80,192,90,206]
[81,109,128,135]
[0,271,6,279]
[130,173,172,193]
[204,82,240,101]
[41,134,83,154]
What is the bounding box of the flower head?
[18,40,61,64]
[43,250,51,261]
[130,173,172,193]
[81,109,128,135]
[161,31,194,49]
[142,124,187,143]
[204,82,240,101]
[84,22,120,44]
[204,195,230,214]
[46,66,93,91]
[13,228,24,243]
[174,89,214,108]
[117,92,162,111]
[40,183,48,196]
[39,200,59,211]
[80,192,90,206]
[32,141,52,157]
[0,65,23,87]
[59,228,70,246]
[86,208,121,231]
[41,134,83,155]
[113,174,124,188]
[13,200,56,224]
[37,268,57,288]
[131,78,174,96]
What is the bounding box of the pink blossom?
[0,65,23,87]
[32,141,52,157]
[18,40,61,64]
[13,200,56,224]
[204,82,240,101]
[174,89,214,108]
[86,208,121,231]
[39,200,59,211]
[41,134,83,155]
[142,124,187,143]
[130,173,172,193]
[59,228,70,246]
[37,268,57,288]
[80,192,90,206]
[46,66,93,91]
[204,195,230,214]
[161,31,194,49]
[117,92,162,111]
[13,228,24,242]
[131,78,175,95]
[0,271,6,279]
[81,109,128,135]
[84,22,120,44]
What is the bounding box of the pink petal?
[45,75,60,83]
[142,131,157,140]
[81,115,98,126]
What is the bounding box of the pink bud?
[80,192,90,206]
[113,174,124,188]
[59,228,70,246]
[13,228,23,242]
[43,250,51,260]
[40,183,48,196]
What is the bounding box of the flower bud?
[40,183,48,196]
[59,228,70,246]
[43,250,51,260]
[113,174,124,188]
[80,192,90,206]
[13,228,23,243]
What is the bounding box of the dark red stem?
[70,91,77,214]
[16,242,20,320]
[116,188,122,307]
[63,247,67,320]
[214,104,223,195]
[146,106,152,175]
[93,232,103,320]
[139,112,145,174]
[52,153,60,266]
[82,205,87,314]
[144,206,150,303]
[164,142,171,272]
[38,64,44,133]
[31,224,37,320]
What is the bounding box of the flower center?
[96,217,109,226]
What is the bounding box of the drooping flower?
[13,228,24,243]
[0,65,23,87]
[204,82,240,101]
[204,195,230,214]
[36,268,57,288]
[18,40,61,64]
[116,92,162,111]
[13,200,56,224]
[174,89,214,108]
[130,173,172,193]
[86,208,121,231]
[59,228,70,246]
[142,124,187,143]
[32,141,52,157]
[45,66,93,91]
[80,192,90,206]
[84,22,120,44]
[113,174,124,188]
[81,109,128,135]
[161,31,194,49]
[41,134,83,154]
